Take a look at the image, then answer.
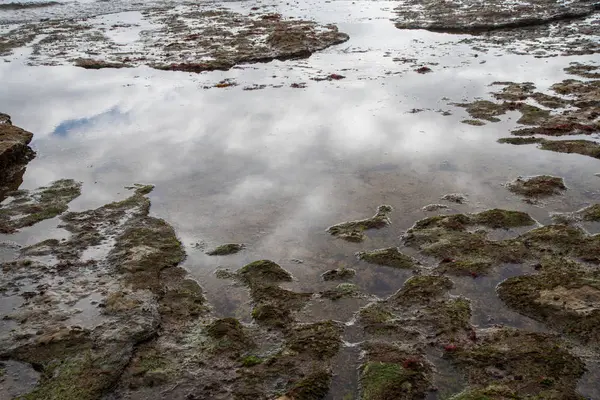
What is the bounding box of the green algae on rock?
[320,283,362,300]
[392,275,455,304]
[206,243,245,256]
[327,205,392,242]
[356,247,419,269]
[506,175,566,198]
[471,209,535,229]
[0,183,215,399]
[359,341,433,400]
[498,257,600,348]
[204,318,255,355]
[239,260,293,286]
[578,204,600,221]
[447,327,585,398]
[402,211,532,271]
[282,370,331,399]
[286,321,342,360]
[0,179,81,233]
[321,267,356,281]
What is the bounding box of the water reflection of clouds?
[1,37,599,250]
[52,107,122,136]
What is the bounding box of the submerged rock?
[0,179,82,233]
[327,205,393,242]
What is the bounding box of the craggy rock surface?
[498,257,600,349]
[456,63,600,160]
[0,113,35,198]
[394,0,597,32]
[0,5,349,72]
[395,0,600,57]
[0,184,347,399]
[2,189,600,398]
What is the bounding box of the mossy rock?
[205,318,254,353]
[0,179,82,233]
[470,209,535,229]
[252,303,293,328]
[391,275,454,305]
[322,268,356,281]
[19,348,130,400]
[206,243,245,256]
[284,370,331,400]
[506,175,566,198]
[448,327,585,398]
[403,211,533,268]
[249,285,311,329]
[10,327,91,366]
[579,204,600,221]
[321,283,361,300]
[497,257,600,347]
[286,321,342,360]
[359,342,432,400]
[250,285,311,308]
[540,139,600,160]
[423,297,472,338]
[434,259,493,276]
[517,224,600,262]
[358,303,394,325]
[327,205,393,242]
[461,119,486,126]
[240,355,263,367]
[239,260,293,286]
[356,247,418,269]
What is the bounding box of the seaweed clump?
[326,205,392,242]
